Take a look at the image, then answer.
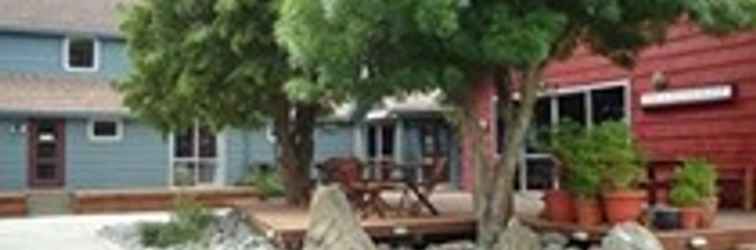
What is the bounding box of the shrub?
[591,121,645,191]
[677,159,718,197]
[138,199,213,248]
[240,166,285,198]
[669,184,703,207]
[547,120,602,198]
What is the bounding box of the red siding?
[461,22,756,205]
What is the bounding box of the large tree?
[118,0,340,205]
[276,0,755,248]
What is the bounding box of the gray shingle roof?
[0,73,127,114]
[0,0,132,36]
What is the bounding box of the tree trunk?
[455,66,544,250]
[273,100,319,206]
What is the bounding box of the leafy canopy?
[277,0,756,97]
[119,0,308,131]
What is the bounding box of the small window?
[64,37,99,72]
[88,120,123,141]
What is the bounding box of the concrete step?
[27,191,72,216]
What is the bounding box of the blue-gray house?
[0,0,357,191]
[0,0,462,192]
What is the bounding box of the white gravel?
[0,212,172,250]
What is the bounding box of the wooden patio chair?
[398,158,447,216]
[324,157,395,218]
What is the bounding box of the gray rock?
[515,192,546,218]
[302,185,377,250]
[494,218,541,250]
[601,223,663,250]
[544,244,564,250]
[426,241,476,250]
[98,210,278,250]
[541,233,569,247]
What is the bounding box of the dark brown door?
[28,119,65,188]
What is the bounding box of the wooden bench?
[648,160,753,209]
[0,192,28,217]
[72,187,262,214]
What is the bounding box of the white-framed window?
[496,79,631,191]
[87,119,123,142]
[63,37,100,72]
[170,122,224,186]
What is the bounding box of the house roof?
[0,0,131,37]
[0,73,127,116]
[365,91,447,121]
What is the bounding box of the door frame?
[27,119,66,188]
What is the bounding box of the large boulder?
[495,218,541,250]
[303,185,377,250]
[601,223,663,250]
[515,191,546,218]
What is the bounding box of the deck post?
[745,167,754,211]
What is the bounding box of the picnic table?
[320,157,445,219]
[365,160,443,217]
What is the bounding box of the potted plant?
[549,121,603,226]
[565,162,603,226]
[669,183,703,229]
[677,159,718,228]
[593,122,647,224]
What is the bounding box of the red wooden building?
[461,22,756,208]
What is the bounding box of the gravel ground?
[98,209,278,250]
[0,212,171,250]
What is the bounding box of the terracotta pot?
[700,196,719,228]
[680,207,702,230]
[603,189,647,224]
[575,197,602,226]
[544,190,575,223]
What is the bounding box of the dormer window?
[63,37,99,72]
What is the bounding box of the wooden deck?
[237,191,756,250]
[236,191,475,248]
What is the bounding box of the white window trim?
[62,36,100,72]
[167,122,226,188]
[87,118,124,142]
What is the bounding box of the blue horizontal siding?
[0,119,27,190]
[0,32,129,78]
[224,125,355,184]
[65,119,169,189]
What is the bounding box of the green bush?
[669,184,703,207]
[677,159,718,197]
[591,121,646,191]
[547,120,602,198]
[138,199,213,248]
[240,166,285,198]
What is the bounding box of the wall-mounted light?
[9,123,26,134]
[652,71,669,91]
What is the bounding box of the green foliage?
[118,0,340,132]
[547,121,645,193]
[677,159,718,197]
[276,0,756,99]
[669,183,703,208]
[139,199,213,248]
[591,122,646,191]
[240,166,285,198]
[546,121,600,198]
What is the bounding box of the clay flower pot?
[680,207,702,229]
[699,196,719,228]
[603,189,647,224]
[575,197,602,226]
[544,189,575,223]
